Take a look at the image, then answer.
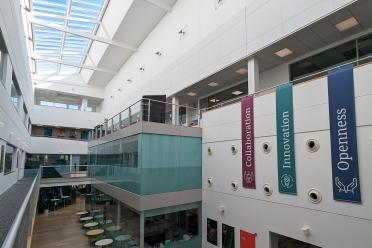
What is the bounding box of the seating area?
[77,208,138,247]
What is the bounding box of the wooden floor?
[32,196,90,248]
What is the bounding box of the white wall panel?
[31,137,88,155]
[202,62,372,247]
[32,105,104,129]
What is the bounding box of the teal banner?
[276,83,297,195]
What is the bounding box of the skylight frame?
[31,0,108,74]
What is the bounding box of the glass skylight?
[31,0,107,74]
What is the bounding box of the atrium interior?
[1,0,372,247]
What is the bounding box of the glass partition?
[88,133,201,195]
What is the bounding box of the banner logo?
[276,83,297,195]
[328,64,361,203]
[241,95,255,189]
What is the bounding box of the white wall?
[100,0,356,117]
[31,137,88,155]
[201,63,372,248]
[32,105,104,129]
[0,0,34,194]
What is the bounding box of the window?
[43,127,53,137]
[0,30,7,84]
[10,74,21,109]
[0,144,4,173]
[4,144,14,174]
[81,130,89,140]
[23,104,28,125]
[290,33,372,80]
[68,104,79,110]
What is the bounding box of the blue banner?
[328,64,361,203]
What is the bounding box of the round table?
[115,234,131,242]
[99,219,112,225]
[105,226,121,232]
[80,216,93,222]
[86,229,104,237]
[83,222,99,229]
[95,238,113,247]
[76,211,88,215]
[94,214,104,220]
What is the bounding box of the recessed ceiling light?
[335,17,359,32]
[232,90,243,96]
[187,92,197,96]
[208,82,219,87]
[236,68,248,75]
[275,48,293,58]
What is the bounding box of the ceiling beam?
[143,0,172,12]
[32,55,117,74]
[29,17,138,51]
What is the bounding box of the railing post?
[119,113,122,129]
[147,99,151,122]
[129,107,132,125]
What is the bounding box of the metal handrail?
[200,54,372,112]
[1,171,40,248]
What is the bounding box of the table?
[80,216,93,222]
[95,238,113,247]
[50,198,60,211]
[83,222,99,229]
[115,234,131,242]
[94,214,104,220]
[105,226,121,232]
[86,229,104,237]
[76,211,88,215]
[99,219,112,225]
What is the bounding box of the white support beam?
[32,55,117,74]
[29,17,138,51]
[143,0,172,12]
[31,12,101,24]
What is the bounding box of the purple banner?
[241,95,255,189]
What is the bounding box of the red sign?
[240,230,256,248]
[241,95,255,189]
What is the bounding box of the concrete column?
[80,98,88,111]
[247,57,260,95]
[185,106,194,126]
[116,203,121,225]
[171,96,179,125]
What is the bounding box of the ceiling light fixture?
[335,17,359,32]
[236,68,248,75]
[232,90,243,96]
[187,92,197,96]
[275,48,293,58]
[208,82,219,87]
[117,88,122,92]
[155,51,162,56]
[139,66,145,71]
[126,79,132,83]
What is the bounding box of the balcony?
[90,98,200,141]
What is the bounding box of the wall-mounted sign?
[328,64,361,203]
[222,224,234,248]
[241,95,256,189]
[207,218,218,245]
[276,83,297,195]
[240,230,255,248]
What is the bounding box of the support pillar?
[247,57,260,95]
[80,98,88,111]
[171,96,179,125]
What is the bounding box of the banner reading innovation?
[276,83,297,195]
[241,95,256,189]
[328,64,361,203]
